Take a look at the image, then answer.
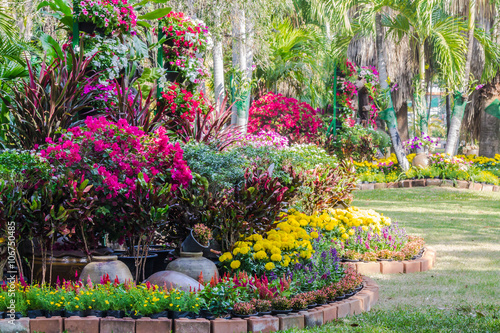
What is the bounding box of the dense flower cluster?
[81,35,129,83]
[227,130,290,150]
[219,212,317,276]
[403,134,438,153]
[248,92,323,143]
[160,83,208,121]
[159,11,211,85]
[76,0,137,36]
[40,117,192,198]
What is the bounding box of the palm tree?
[446,0,500,156]
[383,0,467,137]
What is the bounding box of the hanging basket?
[79,21,97,34]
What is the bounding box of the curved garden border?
[344,247,436,275]
[357,179,499,192]
[2,277,380,333]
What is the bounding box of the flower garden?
[3,1,500,331]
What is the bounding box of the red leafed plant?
[248,92,323,143]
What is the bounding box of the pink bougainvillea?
[247,92,323,143]
[40,117,192,199]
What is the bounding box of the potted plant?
[232,302,257,319]
[270,296,292,315]
[181,223,212,253]
[251,299,271,316]
[290,296,308,312]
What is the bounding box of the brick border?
[356,179,499,192]
[345,247,436,275]
[1,278,380,333]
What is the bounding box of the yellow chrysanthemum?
[230,260,241,269]
[265,262,275,270]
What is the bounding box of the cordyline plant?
[0,46,100,149]
[291,160,357,214]
[106,78,169,133]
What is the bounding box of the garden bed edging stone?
[2,278,379,333]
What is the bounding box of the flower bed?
[0,276,379,332]
[355,153,500,185]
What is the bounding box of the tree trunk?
[417,42,428,135]
[397,101,409,142]
[446,90,451,137]
[376,13,409,171]
[213,10,225,110]
[445,0,476,156]
[231,7,240,125]
[479,102,500,157]
[236,9,248,132]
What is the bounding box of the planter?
[130,313,143,319]
[345,292,355,298]
[27,309,45,318]
[33,255,89,285]
[150,311,169,319]
[335,295,345,301]
[272,309,293,315]
[291,308,307,313]
[307,303,317,309]
[106,310,124,318]
[79,21,97,34]
[117,253,158,281]
[182,230,210,253]
[148,246,176,273]
[232,312,258,319]
[168,310,195,319]
[199,309,215,320]
[166,251,218,283]
[81,255,133,284]
[47,310,65,317]
[466,149,478,156]
[257,311,272,316]
[412,152,429,168]
[85,309,106,317]
[64,310,85,317]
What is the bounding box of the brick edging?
[344,247,436,275]
[2,279,381,333]
[357,179,499,192]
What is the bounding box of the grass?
[290,187,500,332]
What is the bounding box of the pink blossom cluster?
[76,0,137,36]
[248,92,323,143]
[40,117,192,199]
[158,12,210,84]
[160,82,208,121]
[403,134,438,153]
[228,130,290,149]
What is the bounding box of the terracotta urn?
[412,153,429,168]
[166,252,218,283]
[80,255,133,284]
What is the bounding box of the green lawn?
[290,188,500,332]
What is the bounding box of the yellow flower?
[239,247,250,255]
[310,231,319,239]
[348,229,355,236]
[75,305,79,309]
[233,248,240,255]
[105,300,109,305]
[265,262,275,270]
[270,253,282,262]
[230,260,241,269]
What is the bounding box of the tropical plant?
[0,47,100,149]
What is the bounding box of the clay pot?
[33,256,88,285]
[412,153,429,168]
[166,252,218,283]
[145,270,203,292]
[80,255,133,284]
[466,149,478,156]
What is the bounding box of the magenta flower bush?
[248,92,323,143]
[40,117,192,199]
